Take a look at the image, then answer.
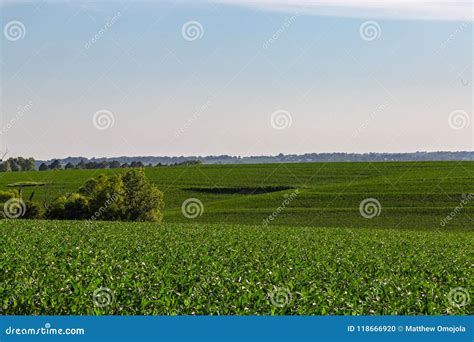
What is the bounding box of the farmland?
[1,221,472,315]
[1,161,474,228]
[1,161,473,315]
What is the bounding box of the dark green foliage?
[0,157,35,172]
[122,169,164,222]
[22,200,43,219]
[48,160,62,170]
[0,190,15,202]
[46,169,163,222]
[38,163,48,171]
[63,193,90,220]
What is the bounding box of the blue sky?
[0,0,472,159]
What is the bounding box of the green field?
[1,161,474,228]
[1,162,473,315]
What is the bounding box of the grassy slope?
[1,221,472,315]
[1,161,473,228]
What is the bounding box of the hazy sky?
[1,0,472,159]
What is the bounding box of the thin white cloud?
[207,0,473,21]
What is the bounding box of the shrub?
[0,190,15,202]
[22,200,43,219]
[45,196,67,219]
[122,169,164,222]
[79,174,124,220]
[64,193,90,220]
[47,169,164,222]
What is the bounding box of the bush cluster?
[1,169,164,222]
[45,169,164,222]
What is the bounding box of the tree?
[76,160,86,169]
[108,160,121,169]
[65,162,75,170]
[0,160,12,172]
[9,159,21,172]
[122,169,164,222]
[79,174,124,220]
[46,170,164,222]
[39,163,48,171]
[130,161,144,168]
[49,160,62,170]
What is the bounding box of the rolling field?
[1,161,473,315]
[1,161,474,228]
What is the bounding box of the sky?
[0,0,472,159]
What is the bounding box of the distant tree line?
[0,157,35,172]
[38,159,202,171]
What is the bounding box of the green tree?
[0,160,12,172]
[65,162,75,170]
[122,169,164,222]
[49,160,62,170]
[39,163,48,171]
[79,174,125,220]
